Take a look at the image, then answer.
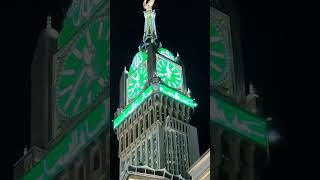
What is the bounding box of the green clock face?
[58,0,109,48]
[210,22,228,84]
[56,16,110,118]
[156,58,182,89]
[127,66,148,100]
[157,48,176,61]
[129,51,148,76]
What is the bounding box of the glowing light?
[114,84,197,129]
[267,130,280,144]
[210,95,268,148]
[113,86,153,129]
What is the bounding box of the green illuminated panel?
[129,51,148,76]
[210,20,228,84]
[114,84,197,129]
[56,16,110,117]
[156,58,182,89]
[22,99,109,180]
[159,84,197,108]
[58,0,109,48]
[158,48,176,61]
[210,95,268,148]
[113,86,153,129]
[127,65,148,100]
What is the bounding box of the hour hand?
[158,73,168,77]
[166,64,171,76]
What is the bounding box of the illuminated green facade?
[114,3,200,179]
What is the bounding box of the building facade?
[13,0,110,180]
[113,1,200,180]
[210,0,269,180]
[188,149,210,180]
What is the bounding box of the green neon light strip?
[22,99,109,180]
[113,84,197,129]
[113,86,153,129]
[159,84,197,108]
[210,95,268,148]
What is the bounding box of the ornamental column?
[212,125,223,179]
[240,142,256,180]
[228,134,240,180]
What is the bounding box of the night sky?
[0,0,307,179]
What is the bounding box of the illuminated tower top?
[142,0,158,45]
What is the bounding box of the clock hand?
[166,63,172,77]
[63,69,86,110]
[158,73,168,76]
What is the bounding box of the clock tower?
[114,1,200,179]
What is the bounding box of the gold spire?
[143,0,155,11]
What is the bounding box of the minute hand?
[166,64,172,77]
[63,69,86,110]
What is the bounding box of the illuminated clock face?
[129,51,148,75]
[158,48,176,61]
[56,16,110,118]
[156,58,182,89]
[58,0,110,47]
[127,66,148,100]
[210,22,229,84]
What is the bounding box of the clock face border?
[157,47,176,62]
[126,62,148,103]
[156,55,183,90]
[55,14,110,120]
[210,7,234,88]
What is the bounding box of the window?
[93,150,100,171]
[151,110,154,124]
[221,134,231,159]
[140,119,144,134]
[78,164,85,180]
[145,115,149,129]
[126,132,128,147]
[120,136,124,151]
[148,98,152,106]
[147,138,151,167]
[137,146,141,165]
[132,150,136,165]
[121,161,125,172]
[142,142,146,164]
[135,124,139,139]
[153,134,158,168]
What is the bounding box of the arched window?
[126,132,128,147]
[145,114,149,129]
[130,128,134,143]
[140,119,144,134]
[78,164,85,180]
[135,124,139,139]
[93,150,100,171]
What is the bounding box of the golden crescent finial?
[143,0,155,11]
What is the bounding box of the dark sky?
[0,0,308,179]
